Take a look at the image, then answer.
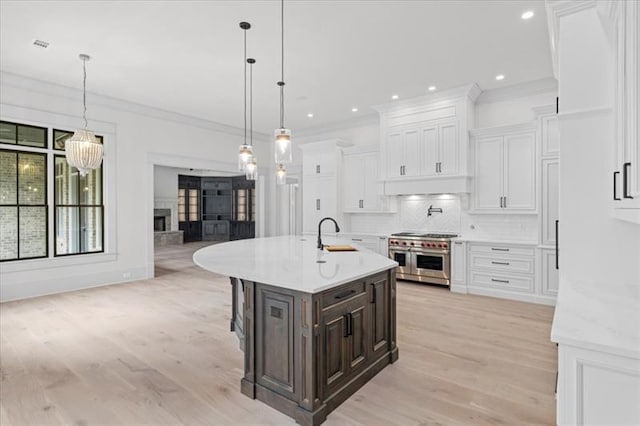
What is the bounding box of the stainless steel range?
[388,232,457,286]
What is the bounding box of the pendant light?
[276,163,287,185]
[66,54,103,176]
[274,0,292,167]
[238,22,253,171]
[245,57,258,181]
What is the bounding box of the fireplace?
[153,208,172,232]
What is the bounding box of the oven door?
[411,249,450,280]
[389,248,412,276]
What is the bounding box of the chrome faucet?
[317,217,341,249]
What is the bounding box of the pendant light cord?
[82,58,88,129]
[243,28,248,145]
[279,0,285,129]
[249,60,253,146]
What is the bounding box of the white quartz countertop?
[193,235,398,294]
[551,280,640,359]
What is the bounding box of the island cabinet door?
[345,294,369,375]
[322,303,349,399]
[368,275,389,360]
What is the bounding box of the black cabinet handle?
[504,196,507,208]
[555,220,559,270]
[316,165,320,174]
[348,313,353,336]
[491,261,510,265]
[491,247,510,252]
[614,171,621,200]
[334,289,356,300]
[316,199,320,210]
[370,284,376,303]
[491,278,510,284]
[623,162,633,199]
[343,314,349,337]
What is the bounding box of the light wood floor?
[1,242,557,425]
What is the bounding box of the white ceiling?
[0,0,552,133]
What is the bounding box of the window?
[0,149,48,261]
[53,130,104,256]
[0,122,105,262]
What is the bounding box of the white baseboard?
[465,285,556,306]
[0,266,150,302]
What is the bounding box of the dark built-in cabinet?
[178,174,255,243]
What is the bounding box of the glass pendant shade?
[276,163,287,185]
[66,129,104,176]
[238,144,253,171]
[274,128,292,164]
[245,157,258,181]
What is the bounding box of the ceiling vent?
[32,40,49,48]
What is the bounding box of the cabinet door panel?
[385,131,403,178]
[324,310,347,394]
[542,115,560,157]
[541,249,559,296]
[362,153,380,210]
[474,137,503,210]
[348,303,367,371]
[302,177,320,233]
[439,122,459,175]
[319,177,337,220]
[542,159,560,246]
[421,126,438,177]
[504,132,536,211]
[450,241,466,286]
[403,128,420,177]
[369,277,389,359]
[343,155,363,211]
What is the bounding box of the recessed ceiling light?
[351,107,358,112]
[428,86,436,92]
[307,113,314,118]
[521,11,534,20]
[391,95,399,100]
[495,74,505,81]
[32,39,49,48]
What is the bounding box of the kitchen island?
[193,235,399,426]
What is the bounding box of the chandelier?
[66,54,103,176]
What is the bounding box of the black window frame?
[0,120,48,148]
[53,152,105,257]
[0,148,49,262]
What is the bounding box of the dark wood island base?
[230,269,398,426]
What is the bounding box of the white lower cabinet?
[539,248,559,297]
[465,242,556,304]
[450,241,467,292]
[342,234,388,257]
[557,344,640,425]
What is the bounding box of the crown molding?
[546,0,598,79]
[476,78,558,104]
[294,113,379,138]
[532,104,557,118]
[297,139,352,151]
[372,83,482,115]
[470,121,537,138]
[0,71,270,140]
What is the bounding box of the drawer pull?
[334,289,356,300]
[351,238,363,242]
[491,261,510,265]
[491,278,510,284]
[491,248,510,252]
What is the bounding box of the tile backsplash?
[348,194,538,242]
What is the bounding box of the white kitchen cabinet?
[450,240,467,293]
[374,84,480,194]
[300,140,348,233]
[541,158,560,246]
[385,128,420,178]
[302,176,338,233]
[471,123,537,213]
[540,248,559,297]
[420,120,459,177]
[541,114,560,157]
[343,148,383,212]
[612,0,640,221]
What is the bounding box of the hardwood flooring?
[0,242,557,425]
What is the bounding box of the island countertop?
[193,235,398,294]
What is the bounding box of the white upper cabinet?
[612,0,640,221]
[541,115,560,157]
[343,148,383,212]
[474,136,503,210]
[541,158,560,246]
[471,123,537,213]
[374,84,480,195]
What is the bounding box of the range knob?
[421,242,426,247]
[410,242,414,246]
[402,242,407,246]
[443,243,448,248]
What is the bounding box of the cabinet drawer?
[469,253,534,275]
[322,280,367,308]
[469,243,535,257]
[469,271,534,292]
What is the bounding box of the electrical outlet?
[122,272,132,279]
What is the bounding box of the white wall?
[0,72,272,302]
[475,90,557,128]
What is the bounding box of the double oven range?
[388,232,457,286]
